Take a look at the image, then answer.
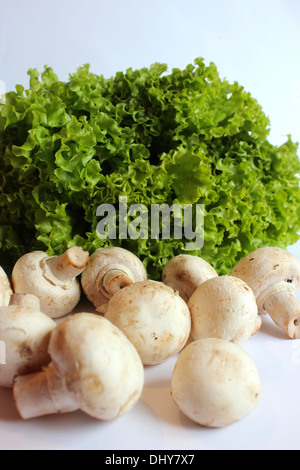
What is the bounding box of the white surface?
[0,0,300,451]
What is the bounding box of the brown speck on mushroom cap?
[162,254,218,303]
[188,275,261,346]
[231,247,300,313]
[105,280,191,365]
[232,247,300,339]
[81,247,147,311]
[171,338,261,428]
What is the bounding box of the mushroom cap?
[81,247,148,309]
[48,313,144,420]
[231,247,300,313]
[162,254,218,303]
[171,338,261,428]
[0,303,56,387]
[0,266,13,307]
[105,280,191,365]
[11,251,81,318]
[188,275,261,346]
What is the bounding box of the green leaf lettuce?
[0,58,300,277]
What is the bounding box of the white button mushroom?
[13,313,144,421]
[11,246,89,318]
[188,275,261,346]
[162,254,218,303]
[0,266,13,307]
[0,294,56,388]
[231,247,300,339]
[104,280,191,365]
[171,338,261,428]
[81,246,148,313]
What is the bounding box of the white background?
[0,0,300,451]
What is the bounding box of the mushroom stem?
[264,291,300,339]
[43,247,89,285]
[95,269,134,314]
[14,371,57,419]
[101,268,134,296]
[13,363,78,420]
[9,294,41,310]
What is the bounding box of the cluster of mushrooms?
[1,244,300,428]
